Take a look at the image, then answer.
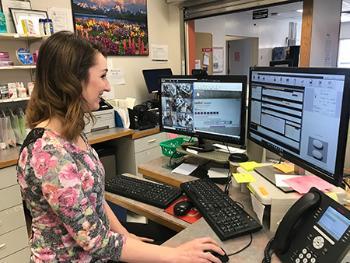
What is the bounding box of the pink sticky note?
[283,175,334,194]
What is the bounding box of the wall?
[309,0,342,67]
[30,0,182,104]
[194,2,303,73]
[340,22,350,39]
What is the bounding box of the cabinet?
[116,132,167,176]
[0,166,29,261]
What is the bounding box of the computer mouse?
[173,200,193,216]
[228,153,249,162]
[205,248,229,263]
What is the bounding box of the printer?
[84,99,115,133]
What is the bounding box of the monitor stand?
[254,165,298,193]
[186,137,215,152]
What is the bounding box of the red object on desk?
[165,196,202,224]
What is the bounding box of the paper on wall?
[48,7,73,32]
[151,44,168,61]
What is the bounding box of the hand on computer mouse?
[175,237,225,263]
[205,248,229,263]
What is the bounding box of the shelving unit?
[0,33,45,261]
[0,65,36,70]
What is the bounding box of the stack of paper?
[208,167,229,178]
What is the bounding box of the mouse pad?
[165,196,202,224]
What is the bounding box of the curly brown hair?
[26,31,105,141]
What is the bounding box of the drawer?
[135,146,163,169]
[0,166,17,190]
[0,185,22,211]
[0,226,28,259]
[134,132,166,153]
[0,205,26,236]
[0,247,29,263]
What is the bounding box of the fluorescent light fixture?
[296,9,303,13]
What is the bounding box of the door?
[227,37,258,76]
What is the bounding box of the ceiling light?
[296,9,303,13]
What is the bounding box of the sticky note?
[284,175,334,194]
[232,173,256,183]
[326,192,339,202]
[239,161,261,171]
[273,163,294,173]
[259,186,269,196]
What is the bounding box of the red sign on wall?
[202,48,212,52]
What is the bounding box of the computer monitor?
[160,75,247,150]
[248,67,350,186]
[142,68,173,94]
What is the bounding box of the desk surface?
[137,157,350,263]
[138,157,276,262]
[104,173,189,232]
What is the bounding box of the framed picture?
[10,8,47,35]
[1,0,32,33]
[71,0,149,56]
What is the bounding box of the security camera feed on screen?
[161,78,243,140]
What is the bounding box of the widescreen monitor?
[248,67,350,186]
[160,75,247,148]
[142,68,173,94]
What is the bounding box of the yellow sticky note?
[273,163,294,173]
[232,173,256,183]
[326,192,338,202]
[239,161,261,171]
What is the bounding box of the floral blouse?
[17,128,124,262]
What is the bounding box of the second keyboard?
[181,179,262,240]
[105,174,182,209]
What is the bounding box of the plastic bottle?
[0,11,7,33]
[39,18,45,36]
[44,19,54,36]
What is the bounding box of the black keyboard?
[181,179,262,241]
[105,175,182,208]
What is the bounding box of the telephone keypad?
[293,247,318,263]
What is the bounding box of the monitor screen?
[142,68,173,93]
[160,75,247,146]
[248,67,350,185]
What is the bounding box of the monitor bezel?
[142,68,173,94]
[160,75,247,147]
[248,66,350,186]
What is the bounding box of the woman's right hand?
[172,237,225,263]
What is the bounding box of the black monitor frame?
[142,68,173,94]
[160,75,247,147]
[248,67,350,186]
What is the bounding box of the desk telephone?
[263,187,350,263]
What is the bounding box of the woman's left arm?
[103,200,128,235]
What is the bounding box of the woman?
[17,31,224,262]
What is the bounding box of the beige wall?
[30,0,182,104]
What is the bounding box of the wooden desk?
[138,157,277,262]
[104,173,189,232]
[137,157,350,263]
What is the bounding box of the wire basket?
[160,137,188,159]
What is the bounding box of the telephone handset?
[263,187,350,263]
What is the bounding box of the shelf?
[0,33,47,40]
[0,65,36,70]
[0,97,30,103]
